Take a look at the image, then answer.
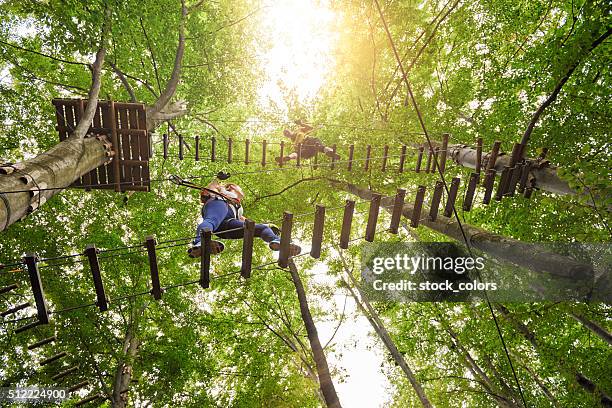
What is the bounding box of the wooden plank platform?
[52,99,151,192]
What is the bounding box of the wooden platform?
[52,99,151,192]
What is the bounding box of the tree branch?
[108,61,137,102]
[0,38,88,66]
[253,177,322,203]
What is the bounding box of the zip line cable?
[371,1,528,406]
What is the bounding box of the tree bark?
[570,313,612,346]
[330,179,594,281]
[111,325,140,408]
[288,260,342,408]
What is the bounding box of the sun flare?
[256,0,338,115]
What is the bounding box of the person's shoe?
[269,240,301,256]
[188,240,225,258]
[268,223,281,236]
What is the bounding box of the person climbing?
[188,179,301,258]
[275,119,341,165]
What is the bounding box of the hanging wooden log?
[388,188,406,234]
[473,138,482,175]
[495,166,511,201]
[507,165,521,196]
[15,320,41,334]
[463,173,479,211]
[339,200,355,249]
[364,145,372,171]
[485,140,502,172]
[279,141,285,167]
[200,229,211,289]
[509,142,522,167]
[261,140,267,167]
[330,144,337,169]
[211,136,216,162]
[348,144,354,171]
[228,137,233,163]
[482,169,496,205]
[518,162,532,194]
[443,178,460,217]
[84,245,108,312]
[0,283,18,295]
[75,394,102,407]
[313,151,318,170]
[439,133,449,173]
[296,143,302,167]
[425,147,433,173]
[1,302,30,317]
[51,366,79,381]
[278,212,294,268]
[432,147,439,174]
[40,351,67,366]
[24,253,49,324]
[178,134,184,160]
[194,135,200,161]
[381,146,388,172]
[398,145,407,173]
[310,205,326,259]
[67,381,89,393]
[429,181,444,221]
[244,139,250,164]
[145,236,162,300]
[241,220,255,279]
[411,186,426,227]
[415,145,424,172]
[28,336,56,350]
[365,193,381,242]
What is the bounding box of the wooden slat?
[388,188,406,234]
[24,254,49,324]
[381,145,389,172]
[40,351,67,366]
[331,144,337,169]
[241,220,255,278]
[279,141,285,167]
[443,178,460,217]
[365,193,381,242]
[145,236,162,300]
[200,229,211,289]
[178,134,184,160]
[15,320,41,334]
[108,101,122,192]
[463,173,479,211]
[310,205,325,259]
[411,186,426,227]
[507,166,521,196]
[228,137,233,163]
[339,200,355,249]
[1,302,30,317]
[439,133,449,173]
[118,106,132,184]
[51,366,79,381]
[296,143,301,167]
[54,102,68,141]
[163,134,168,159]
[28,336,56,350]
[425,147,432,173]
[486,140,502,172]
[67,381,89,393]
[0,283,18,295]
[364,145,371,171]
[482,170,495,204]
[429,181,444,221]
[475,137,483,174]
[433,147,440,173]
[84,245,108,312]
[211,136,216,162]
[415,146,424,172]
[348,144,354,171]
[245,139,250,164]
[261,139,267,167]
[398,145,407,173]
[278,212,294,268]
[509,142,522,167]
[194,135,200,161]
[137,106,148,158]
[518,162,531,193]
[313,151,318,170]
[495,166,511,201]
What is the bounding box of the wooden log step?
[443,178,460,217]
[75,394,102,407]
[429,181,444,221]
[495,166,510,201]
[28,335,57,350]
[347,144,354,171]
[482,170,495,205]
[261,139,267,167]
[200,229,212,289]
[398,145,407,173]
[463,173,479,211]
[1,302,30,317]
[0,283,18,295]
[15,320,41,334]
[411,186,426,228]
[228,137,233,163]
[388,188,406,234]
[485,140,502,172]
[194,135,200,161]
[241,220,255,279]
[439,133,449,173]
[40,351,67,366]
[365,194,382,242]
[24,254,49,324]
[278,212,294,268]
[364,145,372,171]
[211,136,216,162]
[84,245,108,312]
[310,205,326,259]
[67,380,89,393]
[51,366,79,381]
[518,162,532,193]
[381,145,389,172]
[339,200,355,249]
[145,236,162,300]
[415,146,424,172]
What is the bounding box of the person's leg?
[253,223,280,243]
[323,146,341,159]
[215,218,246,239]
[276,152,297,164]
[218,219,301,255]
[193,199,229,245]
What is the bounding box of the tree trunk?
[339,254,432,407]
[496,304,612,406]
[330,179,593,281]
[0,136,111,231]
[111,325,140,408]
[288,260,342,408]
[570,313,612,346]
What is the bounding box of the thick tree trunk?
[111,326,140,408]
[570,313,612,346]
[330,179,593,281]
[288,260,342,408]
[496,305,612,406]
[0,136,111,231]
[339,254,432,407]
